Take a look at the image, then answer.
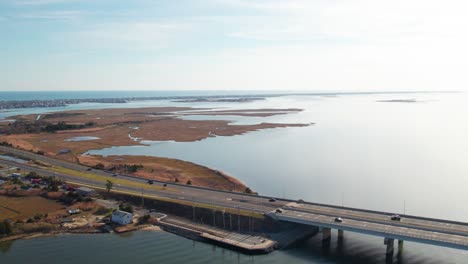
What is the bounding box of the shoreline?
[0,224,161,244]
[0,106,310,192]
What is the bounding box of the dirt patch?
[0,196,63,221]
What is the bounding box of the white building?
[111,210,133,225]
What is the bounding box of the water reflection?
[0,240,14,253]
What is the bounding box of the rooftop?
[112,210,132,218]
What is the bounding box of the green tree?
[119,204,133,214]
[0,221,13,235]
[46,176,61,192]
[105,180,113,192]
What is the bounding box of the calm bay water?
[1,231,464,264]
[0,90,289,101]
[1,91,467,263]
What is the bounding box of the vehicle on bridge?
[390,214,401,221]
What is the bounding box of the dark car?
[390,214,401,221]
[269,198,277,202]
[147,180,154,185]
[275,208,284,214]
[334,217,343,223]
[163,183,167,187]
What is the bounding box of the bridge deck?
[269,210,468,250]
[285,203,468,237]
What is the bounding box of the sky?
[0,0,467,92]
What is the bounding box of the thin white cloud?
[13,0,77,5]
[17,10,83,20]
[222,0,468,46]
[215,0,316,12]
[71,21,193,51]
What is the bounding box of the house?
[111,210,133,225]
[58,149,71,155]
[31,178,42,184]
[76,187,95,196]
[11,173,21,178]
[68,208,81,215]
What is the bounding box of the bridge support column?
[321,227,331,249]
[398,240,404,252]
[384,238,394,256]
[338,230,344,240]
[322,228,331,242]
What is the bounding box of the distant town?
[0,95,267,109]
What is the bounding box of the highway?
[268,209,468,250]
[284,202,468,237]
[2,145,468,251]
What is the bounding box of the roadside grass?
[71,181,263,219]
[50,166,177,193]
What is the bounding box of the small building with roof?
[76,186,95,196]
[58,149,71,155]
[111,210,133,225]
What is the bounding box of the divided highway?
[2,146,468,251]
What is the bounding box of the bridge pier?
[398,240,404,252]
[384,238,394,256]
[321,227,331,249]
[322,227,331,242]
[338,229,344,240]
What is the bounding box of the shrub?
[138,214,151,224]
[0,221,13,235]
[34,214,43,221]
[119,204,133,214]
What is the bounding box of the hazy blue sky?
[1,0,467,91]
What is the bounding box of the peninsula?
[0,106,310,192]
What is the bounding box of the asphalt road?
[0,158,286,214]
[270,209,468,250]
[286,203,468,237]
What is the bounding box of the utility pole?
[213,209,216,227]
[222,210,226,230]
[238,206,241,232]
[141,187,144,207]
[403,200,406,215]
[192,195,196,222]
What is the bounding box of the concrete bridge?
[267,202,468,255]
